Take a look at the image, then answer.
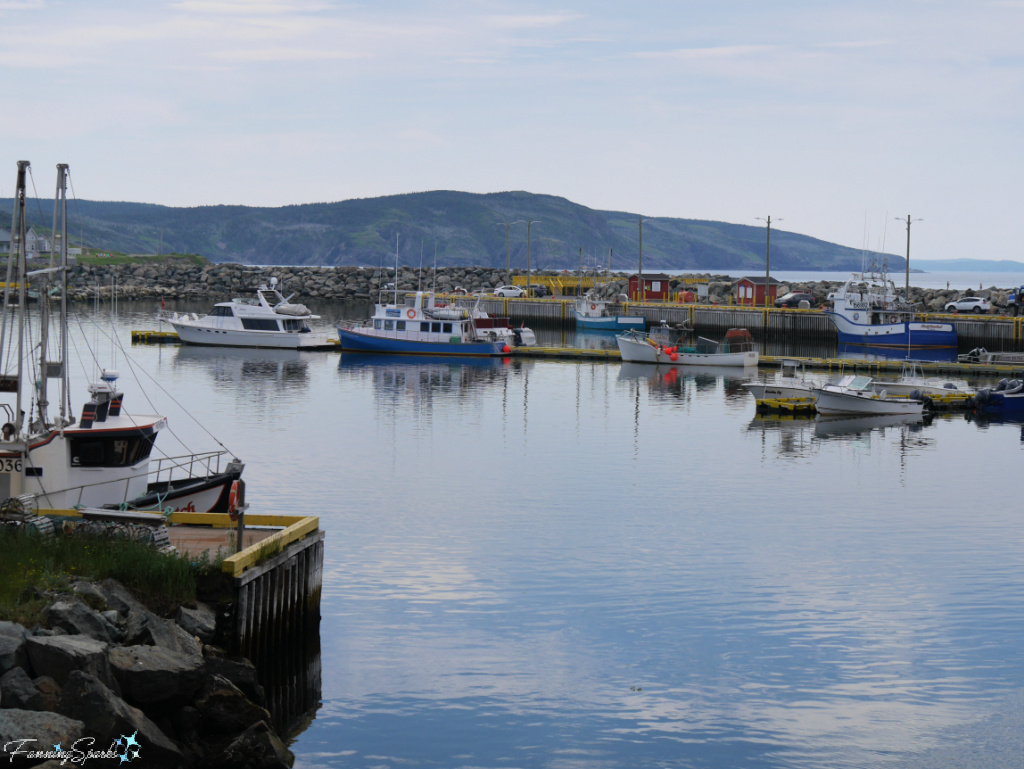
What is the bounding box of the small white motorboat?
[616,328,758,367]
[744,359,818,400]
[813,374,924,416]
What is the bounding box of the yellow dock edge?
[39,509,320,578]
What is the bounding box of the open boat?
[973,377,1024,419]
[813,374,924,416]
[167,277,334,349]
[744,359,818,400]
[871,361,973,397]
[616,328,758,367]
[1,162,243,513]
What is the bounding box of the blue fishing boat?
[825,270,956,349]
[337,291,509,356]
[973,377,1024,419]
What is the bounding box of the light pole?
[897,215,922,299]
[496,219,523,287]
[756,216,781,308]
[525,220,540,296]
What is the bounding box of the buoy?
[669,352,678,361]
[502,344,511,353]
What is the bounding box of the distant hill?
[0,190,902,272]
[912,258,1024,272]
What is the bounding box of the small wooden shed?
[735,276,781,307]
[628,273,672,302]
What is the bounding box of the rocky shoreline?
[0,579,292,768]
[56,261,1013,313]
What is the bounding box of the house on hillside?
[25,228,49,258]
[628,273,672,302]
[735,276,781,307]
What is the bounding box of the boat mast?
[638,216,644,303]
[2,161,30,437]
[394,233,400,305]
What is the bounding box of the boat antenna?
[432,240,437,294]
[394,233,399,305]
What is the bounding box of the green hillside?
[1,190,899,271]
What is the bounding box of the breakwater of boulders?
[55,260,1013,312]
[0,579,292,768]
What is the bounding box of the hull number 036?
[1,458,23,473]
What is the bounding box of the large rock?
[0,667,44,710]
[57,671,184,769]
[204,654,265,705]
[176,603,216,644]
[25,635,118,692]
[127,612,203,657]
[0,709,84,764]
[195,674,272,736]
[0,633,28,676]
[108,644,205,708]
[43,599,119,642]
[206,720,294,769]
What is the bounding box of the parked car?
[529,284,552,298]
[945,296,990,313]
[775,291,815,308]
[493,285,525,298]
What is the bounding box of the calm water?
[91,304,1024,768]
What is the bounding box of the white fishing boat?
[744,359,819,400]
[0,162,244,513]
[812,374,924,416]
[574,295,645,331]
[616,328,758,367]
[167,277,334,349]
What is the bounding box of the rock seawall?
[56,261,1009,312]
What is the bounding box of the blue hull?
[827,312,957,349]
[575,315,645,331]
[976,392,1024,418]
[338,328,506,356]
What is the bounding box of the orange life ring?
[227,480,240,521]
[590,303,597,310]
[406,309,416,319]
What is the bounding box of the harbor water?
[107,302,1024,767]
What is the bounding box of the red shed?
[628,273,672,302]
[735,276,781,307]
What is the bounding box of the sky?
[1,0,1022,261]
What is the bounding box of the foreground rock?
[0,579,293,768]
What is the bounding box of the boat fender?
[502,344,511,354]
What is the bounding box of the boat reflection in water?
[617,362,751,402]
[813,412,925,439]
[172,345,311,397]
[837,343,959,364]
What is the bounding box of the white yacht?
[168,278,334,349]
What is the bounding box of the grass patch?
[0,526,220,624]
[76,252,207,267]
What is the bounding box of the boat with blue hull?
[974,377,1024,419]
[574,297,645,331]
[337,291,509,356]
[825,270,956,349]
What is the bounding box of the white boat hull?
[617,334,757,366]
[171,321,334,349]
[744,382,815,400]
[813,387,923,416]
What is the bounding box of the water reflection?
[172,345,311,395]
[813,412,925,439]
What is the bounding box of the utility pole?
[526,220,540,296]
[756,216,781,308]
[496,220,523,287]
[897,215,922,300]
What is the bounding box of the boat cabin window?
[442,323,452,334]
[70,434,156,468]
[420,322,430,332]
[281,318,307,332]
[209,306,234,317]
[396,321,406,331]
[431,322,441,333]
[384,320,394,330]
[241,318,281,331]
[375,320,383,329]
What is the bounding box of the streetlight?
[755,216,781,308]
[496,220,523,286]
[897,215,922,299]
[525,220,540,296]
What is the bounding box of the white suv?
[945,296,990,313]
